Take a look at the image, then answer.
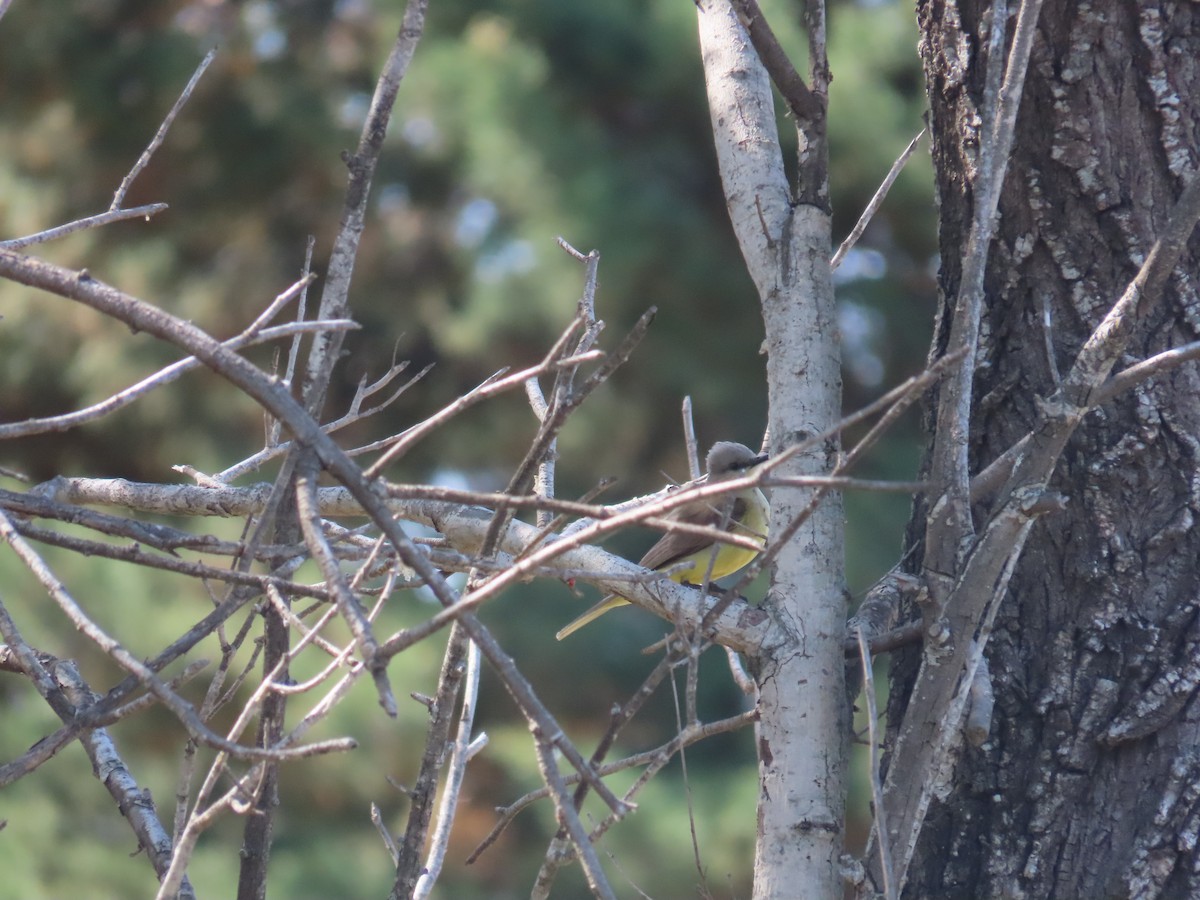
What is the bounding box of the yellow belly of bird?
[669,537,762,584]
[555,488,768,640]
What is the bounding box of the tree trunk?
[696,2,847,896]
[890,1,1200,896]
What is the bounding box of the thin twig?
[480,303,644,561]
[531,729,619,900]
[0,587,260,788]
[0,509,353,762]
[562,711,757,864]
[478,708,753,867]
[526,244,603,529]
[393,624,472,895]
[413,637,484,898]
[111,49,216,210]
[162,668,294,900]
[295,459,394,714]
[0,317,350,439]
[831,129,926,272]
[670,665,707,882]
[1060,175,1200,402]
[272,236,317,446]
[5,516,330,599]
[1095,338,1200,404]
[681,396,701,479]
[300,0,428,414]
[857,628,895,900]
[525,653,676,885]
[0,251,630,830]
[0,204,170,249]
[220,360,432,482]
[725,646,757,695]
[364,350,603,477]
[372,803,400,866]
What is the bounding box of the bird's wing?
[638,496,745,571]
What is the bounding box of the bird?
[555,441,770,640]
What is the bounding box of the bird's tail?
[555,595,631,640]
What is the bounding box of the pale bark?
[697,2,846,897]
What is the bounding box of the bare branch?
[392,624,472,895]
[363,350,603,477]
[728,0,822,124]
[526,243,602,528]
[0,318,349,439]
[923,0,1045,604]
[515,711,757,875]
[526,655,675,885]
[220,360,432,483]
[869,491,1053,893]
[372,803,400,867]
[271,235,317,446]
[413,638,484,899]
[973,177,1200,524]
[295,458,393,714]
[856,629,895,900]
[111,49,216,211]
[680,397,701,479]
[482,301,651,568]
[301,0,428,413]
[831,129,926,272]
[0,248,685,862]
[0,509,355,763]
[1096,339,1200,404]
[0,203,169,249]
[57,659,199,897]
[1060,176,1200,405]
[3,515,329,598]
[0,606,197,896]
[531,728,618,900]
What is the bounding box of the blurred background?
[0,0,935,896]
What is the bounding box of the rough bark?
[890,2,1200,897]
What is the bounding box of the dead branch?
[0,316,349,439]
[111,49,216,210]
[412,636,484,899]
[392,623,472,895]
[832,129,926,272]
[0,203,170,249]
[726,0,822,135]
[300,0,429,414]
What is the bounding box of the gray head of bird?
[704,441,769,481]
